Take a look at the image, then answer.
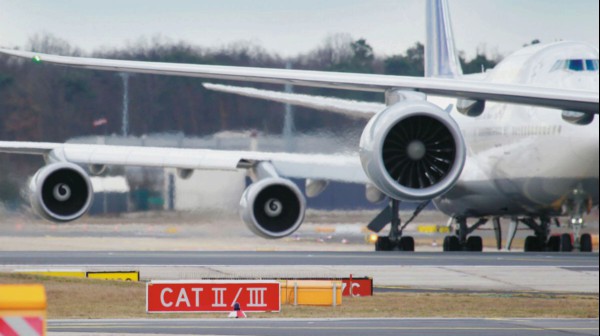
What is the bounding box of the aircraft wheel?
[443,236,460,252]
[546,236,561,252]
[375,236,392,251]
[399,236,415,252]
[466,236,483,252]
[560,233,573,252]
[524,236,540,252]
[580,233,593,252]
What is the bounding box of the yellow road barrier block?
[0,284,47,335]
[280,280,342,306]
[438,226,451,233]
[18,270,86,278]
[86,271,140,281]
[417,225,438,233]
[315,226,336,233]
[593,235,599,250]
[165,227,179,234]
[417,225,451,234]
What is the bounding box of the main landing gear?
[442,217,486,252]
[504,216,593,253]
[369,199,430,252]
[505,216,555,252]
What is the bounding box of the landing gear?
[442,217,486,252]
[560,233,573,252]
[563,186,594,252]
[370,199,429,252]
[580,233,593,253]
[506,214,594,253]
[442,235,460,251]
[519,217,552,252]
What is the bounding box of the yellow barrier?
[87,271,139,281]
[314,226,336,233]
[280,280,342,306]
[0,284,47,336]
[417,225,451,234]
[18,270,86,278]
[15,270,139,281]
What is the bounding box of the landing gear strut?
[371,199,429,252]
[442,217,487,252]
[566,188,594,252]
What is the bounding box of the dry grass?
[1,273,597,319]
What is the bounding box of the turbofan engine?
[240,177,306,239]
[28,163,93,222]
[360,100,466,201]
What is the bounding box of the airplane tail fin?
[425,0,463,78]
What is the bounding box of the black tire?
[546,236,561,252]
[580,233,593,253]
[524,236,540,252]
[375,236,391,251]
[399,236,415,252]
[466,236,483,252]
[443,236,460,252]
[560,233,573,252]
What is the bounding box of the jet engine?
[28,163,94,222]
[240,177,306,239]
[360,101,466,201]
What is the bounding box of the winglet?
[425,0,463,78]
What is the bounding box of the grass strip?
[1,273,597,319]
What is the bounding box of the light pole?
[283,61,295,152]
[118,73,130,137]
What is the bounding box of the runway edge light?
[0,284,47,336]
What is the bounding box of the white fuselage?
[434,42,599,217]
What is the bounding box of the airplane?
[0,0,598,253]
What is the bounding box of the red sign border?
[146,280,281,313]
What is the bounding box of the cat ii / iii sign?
[146,280,280,313]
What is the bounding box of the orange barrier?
[0,284,47,336]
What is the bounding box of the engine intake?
[29,163,93,222]
[240,178,306,239]
[360,101,466,201]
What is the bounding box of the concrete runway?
[2,251,598,293]
[47,318,599,336]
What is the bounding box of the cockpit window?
[568,59,584,71]
[551,59,599,72]
[550,60,566,72]
[585,59,599,71]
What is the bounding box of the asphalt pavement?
[47,318,599,336]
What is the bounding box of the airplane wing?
[203,83,383,118]
[0,141,367,184]
[0,48,597,114]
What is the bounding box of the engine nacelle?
[29,163,93,222]
[359,101,466,201]
[240,178,306,239]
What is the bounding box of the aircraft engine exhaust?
[28,162,94,222]
[359,100,466,201]
[240,177,306,239]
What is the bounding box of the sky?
[0,0,598,59]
